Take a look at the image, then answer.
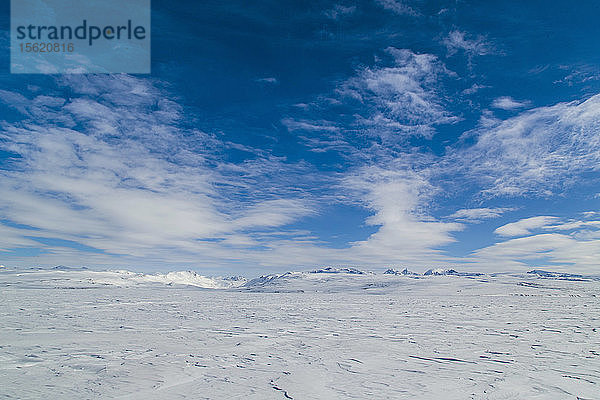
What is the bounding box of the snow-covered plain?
[1,268,598,399]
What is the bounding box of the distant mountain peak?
[526,270,586,280]
[424,268,459,276]
[52,265,88,271]
[384,268,418,276]
[309,267,366,274]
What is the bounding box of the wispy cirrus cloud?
[0,224,41,251]
[282,47,459,160]
[455,93,600,197]
[494,216,560,237]
[281,118,340,133]
[375,0,418,16]
[443,30,495,57]
[255,77,279,85]
[491,96,531,110]
[337,48,459,138]
[553,64,600,86]
[462,84,488,95]
[449,207,514,223]
[324,4,357,20]
[0,75,317,268]
[276,36,600,274]
[543,219,600,232]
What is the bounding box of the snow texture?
[1,268,599,399]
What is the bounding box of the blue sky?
[1,0,600,275]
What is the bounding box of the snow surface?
[1,268,599,399]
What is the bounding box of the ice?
[1,268,599,399]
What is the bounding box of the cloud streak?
[443,30,494,57]
[494,216,560,237]
[491,96,531,110]
[375,0,418,16]
[0,75,317,268]
[449,207,514,223]
[455,94,600,197]
[337,48,459,139]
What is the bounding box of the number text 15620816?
[19,42,74,53]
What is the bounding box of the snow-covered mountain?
[51,265,88,271]
[99,270,248,288]
[384,268,419,276]
[243,269,375,292]
[2,266,597,292]
[241,267,488,292]
[309,266,366,274]
[0,268,247,289]
[423,268,486,277]
[526,269,595,281]
[423,268,459,276]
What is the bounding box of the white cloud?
[458,214,600,273]
[462,84,488,95]
[542,219,600,231]
[0,75,317,268]
[255,77,278,84]
[469,231,600,273]
[3,57,600,275]
[342,165,463,263]
[458,93,600,197]
[232,199,315,230]
[449,207,513,223]
[338,48,459,138]
[494,216,559,237]
[281,118,339,132]
[443,30,494,57]
[0,224,41,251]
[469,233,571,271]
[491,96,531,110]
[553,64,600,86]
[375,0,418,16]
[324,4,357,20]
